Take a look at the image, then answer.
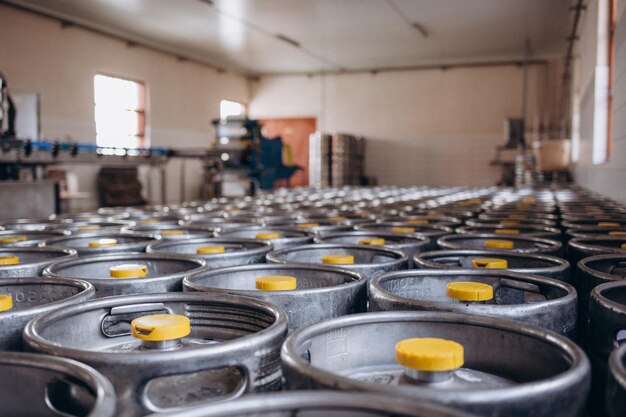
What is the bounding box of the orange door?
[259,118,316,187]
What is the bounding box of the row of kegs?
[0,185,625,417]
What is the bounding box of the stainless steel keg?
[1,218,67,231]
[355,222,453,248]
[568,236,626,266]
[561,218,626,230]
[0,229,68,247]
[272,219,355,236]
[219,225,315,249]
[379,215,463,228]
[184,264,367,332]
[0,276,94,350]
[43,253,207,297]
[42,232,160,255]
[414,249,570,282]
[0,352,116,417]
[46,220,132,233]
[0,247,77,277]
[147,238,271,268]
[455,225,561,240]
[477,212,558,222]
[123,224,217,240]
[266,243,408,281]
[437,234,563,256]
[607,344,626,417]
[369,269,577,336]
[565,227,626,240]
[24,292,287,417]
[281,311,590,417]
[143,391,476,417]
[318,231,430,267]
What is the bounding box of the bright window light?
[220,99,244,120]
[94,74,146,149]
[592,0,611,164]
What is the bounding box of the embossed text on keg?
[326,328,347,358]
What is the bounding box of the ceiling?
[5,0,574,76]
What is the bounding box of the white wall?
[574,0,626,203]
[249,62,563,187]
[0,5,248,208]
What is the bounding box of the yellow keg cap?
[0,256,19,265]
[109,264,148,279]
[196,245,225,254]
[471,258,508,269]
[160,230,185,236]
[609,231,626,236]
[499,220,521,226]
[322,254,355,264]
[621,243,626,250]
[256,232,281,240]
[495,229,520,235]
[427,211,441,216]
[408,219,429,225]
[521,197,536,204]
[256,275,297,291]
[140,219,159,224]
[484,239,514,249]
[329,216,346,221]
[391,227,415,234]
[88,238,118,248]
[598,222,620,228]
[131,314,190,341]
[78,225,101,231]
[358,237,386,246]
[297,223,320,229]
[0,236,27,244]
[396,338,464,372]
[447,281,494,301]
[508,214,527,220]
[0,294,13,312]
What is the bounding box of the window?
[94,74,146,152]
[220,99,245,120]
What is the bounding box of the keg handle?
[44,376,94,417]
[498,278,541,294]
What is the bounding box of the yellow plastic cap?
[131,314,190,341]
[621,243,626,250]
[256,232,281,240]
[160,230,185,236]
[495,229,520,235]
[609,231,626,236]
[484,239,514,249]
[396,338,464,372]
[408,219,429,225]
[0,294,13,312]
[598,222,620,228]
[329,216,346,221]
[140,219,159,224]
[0,236,27,244]
[256,275,297,291]
[427,210,441,216]
[358,237,385,246]
[109,264,148,279]
[322,254,355,264]
[521,197,536,204]
[447,281,494,301]
[196,245,225,254]
[88,238,118,248]
[508,214,527,220]
[297,223,320,228]
[78,225,101,231]
[471,258,508,269]
[499,220,521,226]
[0,256,19,265]
[391,227,415,234]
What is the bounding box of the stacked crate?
[309,131,366,187]
[308,131,331,187]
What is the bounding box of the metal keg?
[369,269,577,337]
[607,344,626,417]
[143,391,476,417]
[147,238,271,268]
[184,217,258,232]
[414,249,570,282]
[123,224,217,240]
[561,218,626,230]
[437,234,563,256]
[0,352,116,417]
[464,218,557,228]
[46,220,132,233]
[281,311,590,417]
[184,264,366,332]
[565,227,626,240]
[42,232,160,255]
[568,236,626,266]
[318,231,429,267]
[0,247,77,277]
[267,243,408,281]
[0,276,94,351]
[1,218,67,231]
[587,281,626,415]
[455,225,561,240]
[24,292,287,417]
[0,229,68,247]
[477,212,558,222]
[275,220,355,236]
[219,225,315,249]
[355,222,453,248]
[43,253,207,297]
[379,215,463,228]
